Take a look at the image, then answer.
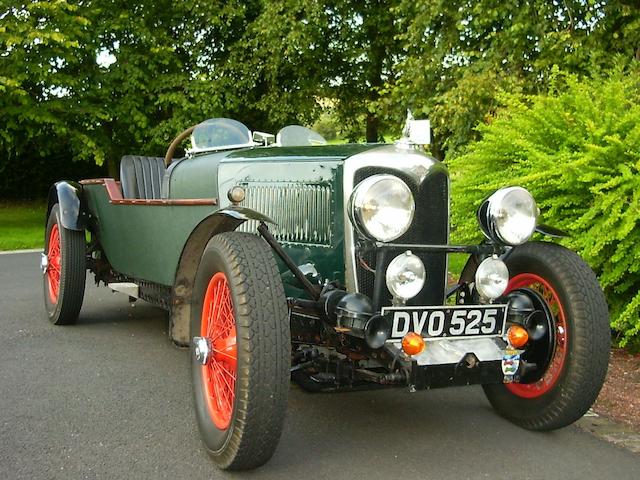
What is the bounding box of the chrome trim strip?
[342,144,449,293]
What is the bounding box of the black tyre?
[483,242,610,430]
[43,204,86,325]
[190,232,289,470]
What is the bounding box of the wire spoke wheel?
[483,242,610,431]
[201,272,237,430]
[190,232,289,470]
[46,223,62,304]
[43,204,85,325]
[505,273,568,398]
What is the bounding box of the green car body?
[84,144,375,289]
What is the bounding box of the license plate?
[382,305,507,341]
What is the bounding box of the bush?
[448,67,640,347]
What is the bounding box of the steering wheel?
[164,125,197,167]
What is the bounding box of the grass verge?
[0,201,46,251]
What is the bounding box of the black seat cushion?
[119,156,165,199]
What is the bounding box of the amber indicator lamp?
[507,325,529,348]
[401,332,426,356]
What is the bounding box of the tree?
[2,0,638,179]
[0,1,258,176]
[217,0,404,142]
[447,67,640,347]
[388,0,640,158]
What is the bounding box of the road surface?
[1,252,638,479]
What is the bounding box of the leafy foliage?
[2,1,639,173]
[390,0,640,158]
[218,0,404,142]
[448,67,640,346]
[1,1,255,176]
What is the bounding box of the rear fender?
[169,206,274,346]
[46,181,86,231]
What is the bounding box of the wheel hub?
[504,273,568,398]
[193,336,212,365]
[40,253,49,274]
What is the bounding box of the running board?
[107,282,139,299]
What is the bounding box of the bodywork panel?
[84,184,217,285]
[218,157,346,294]
[84,144,380,288]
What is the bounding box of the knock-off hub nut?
[192,336,211,365]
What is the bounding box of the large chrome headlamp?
[349,174,414,242]
[478,187,538,246]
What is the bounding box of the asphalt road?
[1,252,639,480]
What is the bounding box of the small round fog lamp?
[475,256,509,300]
[385,251,426,302]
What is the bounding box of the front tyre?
[191,232,289,470]
[43,204,86,325]
[483,242,610,431]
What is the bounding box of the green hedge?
[448,67,640,348]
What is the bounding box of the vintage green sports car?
[42,117,610,470]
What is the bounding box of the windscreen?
[190,118,252,152]
[276,125,327,147]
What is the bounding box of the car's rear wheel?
[483,242,610,430]
[43,204,86,325]
[190,232,289,470]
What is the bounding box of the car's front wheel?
[190,231,289,470]
[483,242,610,430]
[43,204,86,325]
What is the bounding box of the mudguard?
[169,204,275,346]
[47,181,85,231]
[536,223,569,238]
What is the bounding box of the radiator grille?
[237,182,333,245]
[354,167,449,306]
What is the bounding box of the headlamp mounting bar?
[373,242,501,255]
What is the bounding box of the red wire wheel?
[191,232,290,469]
[46,223,62,304]
[483,242,609,431]
[200,272,237,430]
[504,273,568,399]
[43,204,85,325]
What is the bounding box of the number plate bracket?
[382,304,508,341]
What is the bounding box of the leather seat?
[119,156,165,199]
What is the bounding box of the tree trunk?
[107,156,118,179]
[363,1,388,144]
[366,112,379,143]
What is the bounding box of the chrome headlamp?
[349,174,414,242]
[478,187,538,246]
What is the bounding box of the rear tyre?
[43,204,86,325]
[483,242,610,430]
[190,232,289,470]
